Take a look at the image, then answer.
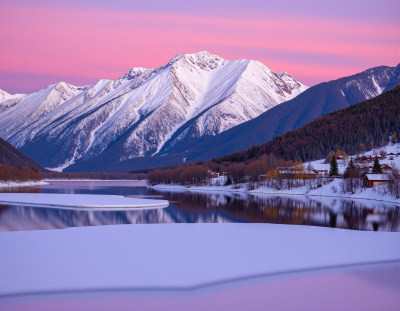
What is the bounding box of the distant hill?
[215,85,400,163]
[0,138,44,171]
[185,64,400,163]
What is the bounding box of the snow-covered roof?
[364,174,390,181]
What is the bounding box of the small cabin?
[381,164,392,172]
[363,174,390,188]
[208,171,220,178]
[313,169,328,176]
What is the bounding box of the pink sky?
[0,1,399,93]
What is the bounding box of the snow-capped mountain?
[183,64,400,164]
[0,51,307,170]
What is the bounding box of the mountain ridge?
[183,63,400,163]
[214,85,400,164]
[66,63,400,172]
[0,51,307,171]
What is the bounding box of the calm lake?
[1,180,399,311]
[0,180,399,232]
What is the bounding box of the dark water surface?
[0,181,399,232]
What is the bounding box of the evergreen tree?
[371,157,383,174]
[348,157,355,169]
[344,157,356,178]
[225,176,232,185]
[329,156,339,176]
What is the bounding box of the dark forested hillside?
[216,85,400,163]
[0,138,44,171]
[0,138,44,181]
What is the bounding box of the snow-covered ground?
[0,193,168,210]
[0,180,49,188]
[309,142,400,175]
[0,223,398,296]
[151,143,400,204]
[151,178,400,205]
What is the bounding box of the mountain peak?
[171,51,224,62]
[278,71,308,91]
[0,88,25,101]
[169,51,226,71]
[0,88,11,99]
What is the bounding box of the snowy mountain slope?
[183,64,400,163]
[69,73,400,173]
[0,89,25,113]
[0,52,307,170]
[0,89,25,101]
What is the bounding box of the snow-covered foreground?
[2,262,398,311]
[0,193,168,210]
[0,223,398,296]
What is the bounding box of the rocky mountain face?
[0,52,307,171]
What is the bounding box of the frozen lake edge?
[0,193,169,210]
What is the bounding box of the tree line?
[0,164,42,182]
[42,171,146,180]
[147,154,293,186]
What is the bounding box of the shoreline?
[0,180,49,188]
[43,179,145,182]
[149,181,400,205]
[0,193,168,210]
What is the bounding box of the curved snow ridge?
[0,193,169,210]
[0,223,398,296]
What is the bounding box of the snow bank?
[43,179,145,182]
[0,223,398,296]
[150,179,400,205]
[0,193,168,210]
[0,181,49,188]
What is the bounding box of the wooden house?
[207,171,220,178]
[363,174,390,188]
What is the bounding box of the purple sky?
[0,0,399,93]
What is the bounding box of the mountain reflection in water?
[0,181,398,232]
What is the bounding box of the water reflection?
[151,190,400,232]
[0,181,398,232]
